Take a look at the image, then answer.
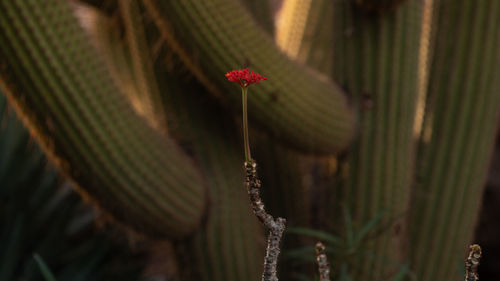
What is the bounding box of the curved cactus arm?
[410,1,500,281]
[276,0,335,76]
[142,0,356,154]
[0,0,207,238]
[76,2,167,133]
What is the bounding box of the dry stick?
[465,244,482,281]
[245,161,286,281]
[315,242,331,281]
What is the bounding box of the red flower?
[225,68,267,87]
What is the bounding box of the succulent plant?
[0,0,499,280]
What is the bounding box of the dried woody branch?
[226,69,284,281]
[316,242,331,281]
[228,69,331,281]
[465,244,482,281]
[245,161,286,281]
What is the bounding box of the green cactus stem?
[275,1,421,280]
[0,0,207,238]
[410,2,500,281]
[324,1,422,280]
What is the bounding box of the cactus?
[278,1,500,281]
[1,0,500,281]
[0,0,206,238]
[330,2,422,280]
[410,1,500,281]
[278,1,421,280]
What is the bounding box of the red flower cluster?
[225,68,267,87]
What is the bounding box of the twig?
[465,244,481,281]
[315,242,331,281]
[245,161,286,281]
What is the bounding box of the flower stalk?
[242,86,252,163]
[226,68,267,162]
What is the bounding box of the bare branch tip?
[315,241,326,254]
[465,244,482,281]
[315,241,331,281]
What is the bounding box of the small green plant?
[284,209,406,281]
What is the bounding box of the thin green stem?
[241,86,252,163]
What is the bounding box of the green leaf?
[286,227,342,246]
[354,211,385,246]
[343,207,354,248]
[33,254,58,281]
